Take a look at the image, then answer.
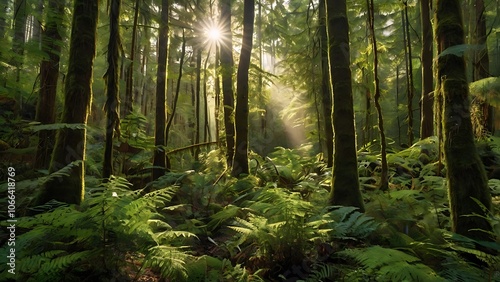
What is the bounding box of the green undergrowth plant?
[208,185,379,280]
[0,172,194,281]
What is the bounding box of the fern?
[339,245,446,281]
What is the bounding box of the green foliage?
[340,246,446,281]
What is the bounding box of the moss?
[435,0,493,241]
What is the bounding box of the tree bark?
[319,0,333,167]
[231,0,254,177]
[103,0,121,179]
[35,0,65,170]
[36,0,99,205]
[123,0,141,118]
[474,0,493,135]
[368,0,388,191]
[435,0,493,240]
[152,0,169,180]
[420,0,434,139]
[326,0,364,211]
[220,0,235,166]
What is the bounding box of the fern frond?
[340,246,445,281]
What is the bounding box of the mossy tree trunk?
[326,0,364,211]
[367,0,388,191]
[419,0,434,139]
[103,0,121,179]
[220,0,235,167]
[35,0,65,170]
[319,0,333,168]
[435,0,493,240]
[36,0,99,205]
[152,0,169,180]
[473,0,493,135]
[231,0,254,177]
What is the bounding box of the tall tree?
[420,0,434,139]
[435,0,492,240]
[319,0,333,167]
[326,0,364,211]
[34,0,65,169]
[220,0,235,166]
[367,0,388,191]
[402,1,415,145]
[474,0,493,134]
[123,0,141,118]
[12,0,26,102]
[35,0,99,205]
[152,0,169,180]
[103,0,121,179]
[231,0,254,177]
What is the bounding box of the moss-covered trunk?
[319,0,333,168]
[419,0,434,139]
[220,0,235,167]
[435,0,492,240]
[231,0,254,177]
[36,0,98,205]
[103,0,121,179]
[35,0,65,170]
[326,0,364,211]
[152,0,169,180]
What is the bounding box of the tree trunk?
[123,0,141,118]
[152,0,169,180]
[402,3,415,145]
[103,0,121,179]
[231,0,254,177]
[326,0,364,211]
[435,0,493,241]
[35,0,65,170]
[164,30,186,169]
[420,0,434,139]
[12,0,26,104]
[194,48,202,161]
[319,0,333,167]
[220,0,235,166]
[36,0,99,205]
[474,0,493,135]
[368,0,388,191]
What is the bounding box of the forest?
[1,0,500,281]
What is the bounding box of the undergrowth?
[1,137,500,281]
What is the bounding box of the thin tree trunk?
[165,30,186,169]
[203,49,211,143]
[368,0,388,191]
[123,0,140,117]
[152,0,169,180]
[103,0,121,180]
[231,0,254,177]
[319,0,333,167]
[435,0,492,241]
[35,0,65,170]
[420,0,434,139]
[214,45,221,146]
[327,0,364,211]
[194,48,202,161]
[36,0,99,205]
[402,3,415,145]
[220,0,235,166]
[12,0,26,105]
[474,0,493,134]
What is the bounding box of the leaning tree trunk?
[220,0,235,166]
[152,0,169,180]
[319,0,333,167]
[231,0,254,177]
[435,0,493,241]
[36,0,99,205]
[35,0,65,170]
[419,0,434,139]
[368,0,389,191]
[326,0,364,211]
[103,0,121,179]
